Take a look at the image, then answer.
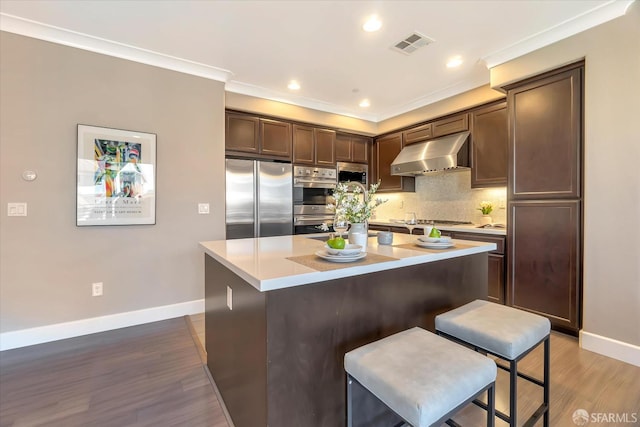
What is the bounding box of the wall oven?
[337,162,368,187]
[293,166,336,234]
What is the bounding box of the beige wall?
[492,2,640,346]
[226,92,378,135]
[377,85,504,135]
[0,33,226,333]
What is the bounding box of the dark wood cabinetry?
[433,113,469,137]
[336,133,370,163]
[454,232,506,304]
[470,101,508,188]
[507,200,581,332]
[367,226,506,303]
[226,113,259,154]
[226,112,291,160]
[293,125,335,166]
[402,123,432,145]
[374,132,415,192]
[508,67,582,200]
[505,62,583,335]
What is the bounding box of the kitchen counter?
[369,219,507,236]
[200,233,495,291]
[202,234,494,427]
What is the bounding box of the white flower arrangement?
[477,201,493,215]
[329,181,387,223]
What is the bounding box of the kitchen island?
[201,234,495,427]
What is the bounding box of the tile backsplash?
[372,170,507,225]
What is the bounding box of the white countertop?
[369,219,507,236]
[200,234,496,292]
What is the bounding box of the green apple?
[428,227,441,238]
[327,236,346,249]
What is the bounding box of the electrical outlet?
[198,203,210,214]
[7,203,27,216]
[226,286,233,310]
[92,282,103,297]
[499,199,506,209]
[399,201,404,209]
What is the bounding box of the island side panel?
[265,253,488,427]
[204,254,267,427]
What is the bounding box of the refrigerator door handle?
[254,161,259,237]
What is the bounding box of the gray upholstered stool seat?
[435,300,551,427]
[344,327,496,427]
[435,299,550,360]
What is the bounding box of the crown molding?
[0,13,233,82]
[482,0,635,69]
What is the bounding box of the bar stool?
[344,327,496,427]
[435,300,550,427]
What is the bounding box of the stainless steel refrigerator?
[225,158,293,239]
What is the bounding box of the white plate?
[418,236,452,243]
[324,243,363,256]
[315,250,367,262]
[416,241,455,249]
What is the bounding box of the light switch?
[198,203,210,214]
[7,203,27,217]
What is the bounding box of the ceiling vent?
[391,32,434,55]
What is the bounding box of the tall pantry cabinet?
[505,62,584,335]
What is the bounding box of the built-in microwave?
[337,162,368,186]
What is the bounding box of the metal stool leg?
[487,383,495,427]
[346,374,353,427]
[510,359,517,427]
[543,336,550,427]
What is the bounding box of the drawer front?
[453,232,505,254]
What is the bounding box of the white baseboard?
[580,330,640,367]
[0,299,205,351]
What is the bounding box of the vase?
[348,222,368,252]
[480,215,492,225]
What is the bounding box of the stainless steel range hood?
[391,131,470,176]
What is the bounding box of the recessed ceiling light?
[363,15,382,32]
[446,56,463,68]
[288,80,300,90]
[359,99,370,108]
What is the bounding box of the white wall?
[492,3,640,353]
[0,33,226,343]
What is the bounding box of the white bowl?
[324,243,363,256]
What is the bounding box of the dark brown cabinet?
[336,133,370,163]
[453,232,506,304]
[226,112,259,154]
[374,132,415,192]
[432,113,469,137]
[508,67,582,200]
[470,101,508,188]
[505,62,583,335]
[293,125,335,166]
[226,112,291,160]
[402,123,432,145]
[507,200,581,332]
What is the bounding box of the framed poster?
[77,124,156,226]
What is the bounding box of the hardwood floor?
[0,317,226,427]
[2,314,638,427]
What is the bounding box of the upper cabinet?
[336,133,370,164]
[432,112,469,137]
[507,67,582,200]
[374,132,415,192]
[293,125,336,166]
[402,123,432,146]
[226,112,292,160]
[470,101,508,188]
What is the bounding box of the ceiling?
[0,1,634,122]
